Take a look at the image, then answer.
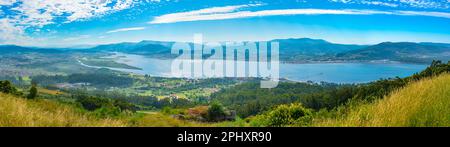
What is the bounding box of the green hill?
[315,73,450,127]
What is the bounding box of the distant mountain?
[272,38,366,55]
[0,45,64,54]
[90,40,175,57]
[87,38,366,61]
[268,38,366,62]
[336,42,450,63]
[419,42,450,48]
[2,39,450,64]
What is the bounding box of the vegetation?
[211,82,333,117]
[250,103,313,127]
[0,80,18,95]
[0,59,449,127]
[205,102,227,122]
[314,73,450,127]
[27,84,38,99]
[0,93,126,127]
[0,92,221,127]
[78,57,142,70]
[213,60,450,119]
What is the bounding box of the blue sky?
[1,0,450,47]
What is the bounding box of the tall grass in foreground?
[0,93,214,127]
[0,93,126,127]
[315,74,450,127]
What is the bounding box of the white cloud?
[0,18,29,45]
[106,27,146,33]
[0,0,138,45]
[361,1,399,7]
[150,5,450,24]
[12,0,137,25]
[397,0,449,9]
[329,0,449,9]
[397,10,450,18]
[150,4,263,24]
[0,0,16,6]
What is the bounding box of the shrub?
[206,102,227,122]
[161,107,185,115]
[255,103,313,127]
[27,84,38,99]
[77,96,110,111]
[112,99,137,112]
[93,106,122,118]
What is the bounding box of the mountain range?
[1,38,449,64]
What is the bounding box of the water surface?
[97,53,427,83]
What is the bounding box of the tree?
[27,84,38,99]
[0,80,17,94]
[77,96,109,111]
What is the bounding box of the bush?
[93,106,122,118]
[27,84,38,99]
[112,99,137,112]
[161,107,185,115]
[76,95,137,116]
[253,103,313,127]
[77,96,110,111]
[206,102,227,122]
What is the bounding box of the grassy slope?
[315,74,450,127]
[0,93,212,127]
[0,93,126,127]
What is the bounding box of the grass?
[127,113,213,127]
[0,93,216,127]
[314,74,450,127]
[0,93,126,127]
[37,87,65,95]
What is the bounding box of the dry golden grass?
[37,87,65,95]
[0,93,126,127]
[315,74,450,127]
[0,93,214,127]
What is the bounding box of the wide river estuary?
[93,52,427,84]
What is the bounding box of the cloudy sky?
[1,0,450,47]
